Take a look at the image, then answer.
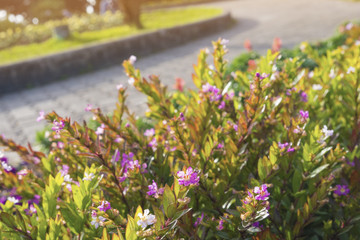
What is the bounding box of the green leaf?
[0,212,17,229]
[314,147,332,160]
[163,185,176,219]
[102,228,110,240]
[174,178,180,198]
[134,206,143,223]
[14,209,26,233]
[308,164,329,178]
[153,206,165,230]
[172,208,192,222]
[125,215,137,240]
[292,170,302,193]
[60,202,84,234]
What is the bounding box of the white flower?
[347,66,356,74]
[129,55,137,64]
[220,38,229,48]
[63,174,73,183]
[318,125,334,144]
[137,209,156,229]
[95,124,105,135]
[312,84,323,90]
[355,40,360,46]
[7,197,19,204]
[329,69,336,79]
[308,71,314,78]
[116,84,123,90]
[17,169,29,180]
[83,172,95,181]
[128,77,135,86]
[1,161,12,172]
[91,215,106,229]
[322,125,334,138]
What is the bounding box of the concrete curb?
[0,12,233,94]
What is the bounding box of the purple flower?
[278,142,289,150]
[287,147,295,152]
[144,128,155,137]
[218,101,225,109]
[299,110,309,121]
[29,195,41,205]
[299,91,308,102]
[194,213,204,227]
[201,83,222,102]
[279,142,295,152]
[112,149,120,163]
[147,180,164,198]
[60,165,69,176]
[255,72,269,80]
[177,167,200,186]
[98,200,111,212]
[121,152,134,168]
[37,111,45,122]
[334,185,350,196]
[25,204,37,216]
[179,112,185,121]
[52,120,65,132]
[252,222,264,229]
[217,143,224,149]
[148,138,157,151]
[254,184,270,201]
[217,219,224,230]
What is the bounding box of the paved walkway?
[1,0,360,146]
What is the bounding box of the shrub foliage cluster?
[0,23,360,239]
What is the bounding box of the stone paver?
[1,0,360,147]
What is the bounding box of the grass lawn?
[0,7,222,65]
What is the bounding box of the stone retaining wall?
[0,12,232,94]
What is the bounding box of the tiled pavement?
[1,0,360,147]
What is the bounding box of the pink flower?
[177,167,200,186]
[85,104,92,112]
[174,77,185,92]
[217,219,224,230]
[17,169,29,180]
[37,111,45,122]
[247,59,257,71]
[272,37,282,53]
[244,39,252,51]
[148,138,157,151]
[254,184,270,201]
[144,128,155,137]
[95,124,105,135]
[98,200,111,212]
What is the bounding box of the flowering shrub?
[1,22,360,239]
